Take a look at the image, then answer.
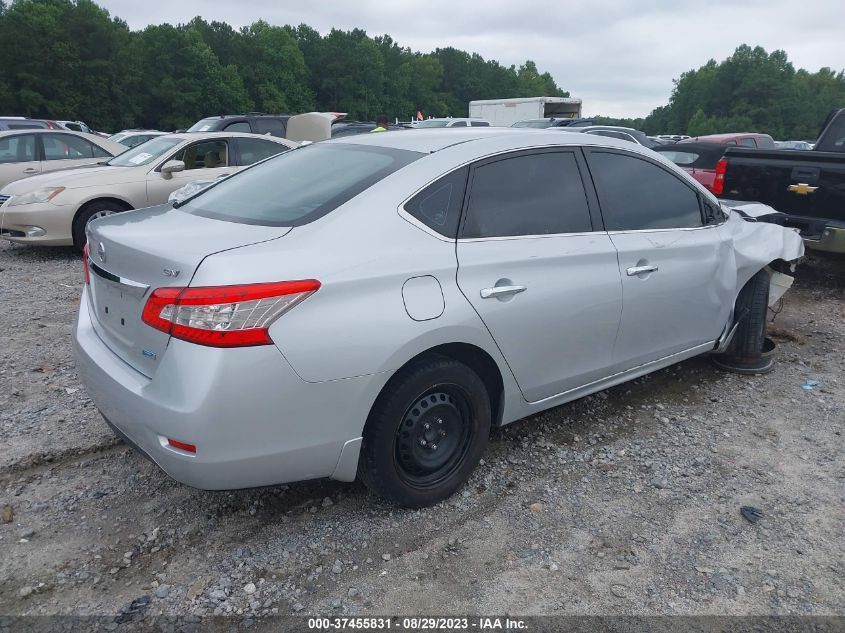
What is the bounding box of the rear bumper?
[804,224,845,254]
[73,288,376,489]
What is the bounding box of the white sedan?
[0,132,296,248]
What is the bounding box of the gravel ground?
[0,239,843,621]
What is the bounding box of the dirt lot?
[0,239,843,622]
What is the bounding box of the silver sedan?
[73,129,803,507]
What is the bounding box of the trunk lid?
[85,205,291,377]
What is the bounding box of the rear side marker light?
[141,280,321,348]
[167,438,196,454]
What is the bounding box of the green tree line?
[596,45,845,140]
[0,0,568,131]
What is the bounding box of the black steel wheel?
[358,357,491,507]
[394,387,474,489]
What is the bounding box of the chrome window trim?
[458,230,599,243]
[606,223,722,235]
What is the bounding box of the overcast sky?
[98,0,845,118]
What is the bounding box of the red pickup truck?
[652,143,728,193]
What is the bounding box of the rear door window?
[588,151,704,230]
[253,118,286,136]
[462,151,593,238]
[41,134,105,160]
[0,134,37,163]
[404,167,468,238]
[470,121,489,127]
[224,121,251,133]
[449,121,467,127]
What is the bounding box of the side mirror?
[160,160,185,179]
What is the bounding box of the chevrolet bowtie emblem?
[787,183,818,195]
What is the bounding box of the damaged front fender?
[719,202,805,299]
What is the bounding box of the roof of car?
[158,131,295,143]
[327,128,655,155]
[328,128,529,152]
[0,128,100,139]
[681,133,770,142]
[653,142,728,154]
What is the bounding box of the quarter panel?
[189,193,514,387]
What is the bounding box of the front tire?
[713,269,773,374]
[72,201,127,250]
[358,357,491,508]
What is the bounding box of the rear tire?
[357,357,491,508]
[72,201,129,250]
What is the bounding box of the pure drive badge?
[142,349,157,359]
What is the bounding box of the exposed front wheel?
[358,357,491,508]
[72,202,127,250]
[713,269,774,374]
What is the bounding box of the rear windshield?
[188,118,223,132]
[655,150,701,166]
[655,147,722,170]
[415,120,449,128]
[511,120,551,128]
[179,143,422,226]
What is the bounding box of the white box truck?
[468,97,583,127]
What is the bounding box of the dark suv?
[187,114,292,138]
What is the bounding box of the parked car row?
[1,132,295,247]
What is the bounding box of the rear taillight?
[141,280,320,348]
[82,243,91,285]
[713,158,727,195]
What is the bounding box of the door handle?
[480,285,526,299]
[626,264,658,276]
[22,168,39,174]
